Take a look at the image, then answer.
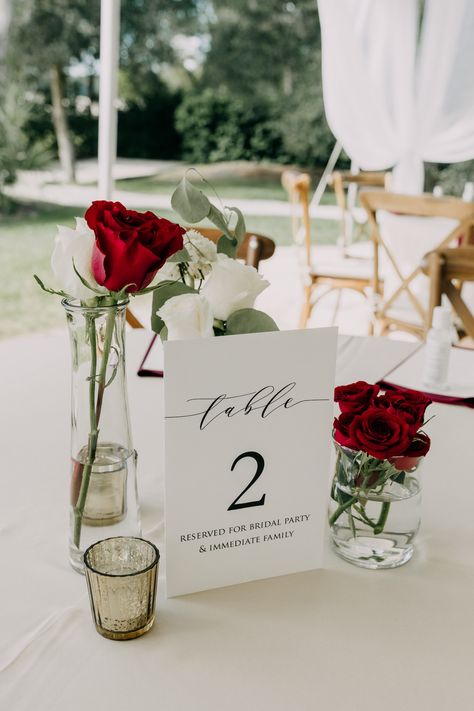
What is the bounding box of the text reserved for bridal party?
[163,327,337,596]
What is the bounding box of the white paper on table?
[383,345,474,398]
[163,327,338,597]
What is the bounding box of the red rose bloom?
[85,200,185,293]
[376,390,431,434]
[333,412,357,449]
[348,407,411,459]
[334,381,380,414]
[391,432,431,470]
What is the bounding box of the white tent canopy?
[317,0,474,194]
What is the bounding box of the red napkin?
[378,380,474,409]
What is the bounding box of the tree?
[197,0,334,166]
[6,0,199,181]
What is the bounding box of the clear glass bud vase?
[63,298,141,573]
[328,440,423,569]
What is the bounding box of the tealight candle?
[84,536,159,640]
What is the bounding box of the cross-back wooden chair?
[329,170,391,252]
[126,228,275,328]
[282,169,372,330]
[422,246,474,340]
[360,191,474,339]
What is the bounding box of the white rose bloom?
[184,229,217,279]
[201,253,269,320]
[51,217,105,300]
[158,293,215,340]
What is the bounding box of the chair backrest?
[281,170,312,266]
[360,190,474,337]
[329,171,390,249]
[126,227,275,328]
[194,227,275,269]
[422,246,474,339]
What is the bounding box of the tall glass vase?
[63,298,141,573]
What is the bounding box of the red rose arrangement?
[334,381,431,465]
[329,381,432,538]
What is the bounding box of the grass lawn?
[0,179,339,338]
[115,168,338,205]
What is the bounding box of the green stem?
[95,309,116,423]
[72,308,117,550]
[329,494,359,526]
[373,502,391,535]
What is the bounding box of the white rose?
[51,217,105,300]
[201,253,269,320]
[158,293,215,340]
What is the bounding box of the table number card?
[163,327,337,597]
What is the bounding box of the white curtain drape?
[318,0,474,193]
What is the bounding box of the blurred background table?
[1,330,473,711]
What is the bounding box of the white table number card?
[163,327,337,597]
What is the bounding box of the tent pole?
[309,140,342,208]
[98,0,120,200]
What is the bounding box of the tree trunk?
[50,64,76,183]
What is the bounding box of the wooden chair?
[281,170,372,330]
[328,170,391,252]
[422,246,474,340]
[360,191,474,339]
[126,228,275,328]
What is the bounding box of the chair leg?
[299,286,313,329]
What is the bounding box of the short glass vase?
[328,440,423,569]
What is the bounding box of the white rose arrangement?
[151,175,278,340]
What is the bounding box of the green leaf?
[392,471,406,485]
[208,204,236,241]
[151,280,197,333]
[167,248,191,263]
[159,325,168,343]
[33,274,67,298]
[217,234,237,258]
[72,260,105,295]
[228,206,246,244]
[171,176,210,223]
[226,308,279,335]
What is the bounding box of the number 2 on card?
[228,451,266,511]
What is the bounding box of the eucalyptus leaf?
[151,280,197,333]
[228,206,246,244]
[171,176,210,223]
[167,248,191,263]
[159,325,169,343]
[208,204,235,241]
[217,234,237,258]
[226,308,279,335]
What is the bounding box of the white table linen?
[1,330,473,711]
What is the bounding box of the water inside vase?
[329,477,422,569]
[71,442,130,526]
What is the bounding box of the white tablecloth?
[1,330,473,711]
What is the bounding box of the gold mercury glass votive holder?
[84,536,159,640]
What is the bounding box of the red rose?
[391,432,431,471]
[333,412,357,449]
[85,200,185,293]
[334,381,380,414]
[348,407,411,459]
[376,390,431,434]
